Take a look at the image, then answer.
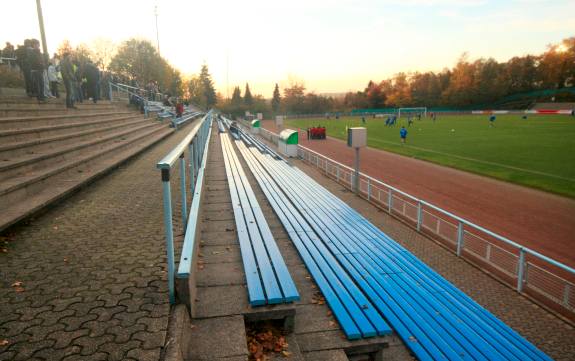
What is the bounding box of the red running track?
[263,121,575,268]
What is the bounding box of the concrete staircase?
[0,96,174,231]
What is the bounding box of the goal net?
[398,107,427,118]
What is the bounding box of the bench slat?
[259,146,552,361]
[236,139,390,339]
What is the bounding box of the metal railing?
[295,145,575,320]
[109,82,150,117]
[156,111,213,304]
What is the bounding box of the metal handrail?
[298,144,575,277]
[114,82,165,101]
[109,82,149,117]
[156,110,213,303]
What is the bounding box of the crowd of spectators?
[1,38,185,114]
[1,39,105,108]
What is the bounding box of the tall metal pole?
[36,0,49,65]
[154,5,161,56]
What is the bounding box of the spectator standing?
[16,40,34,96]
[73,60,83,103]
[84,61,100,103]
[2,42,15,66]
[59,52,76,109]
[28,39,46,102]
[47,62,60,98]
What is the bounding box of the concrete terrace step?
[0,105,120,117]
[0,121,163,181]
[0,122,169,197]
[0,123,174,231]
[0,110,134,130]
[0,116,148,158]
[0,114,145,142]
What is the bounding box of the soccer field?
[286,114,575,198]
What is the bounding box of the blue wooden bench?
[220,133,299,306]
[234,130,552,360]
[233,137,392,340]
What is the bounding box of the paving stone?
[303,349,348,361]
[126,347,162,361]
[0,122,199,360]
[72,334,115,356]
[188,315,248,360]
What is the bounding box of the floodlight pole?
[155,5,161,56]
[36,0,49,65]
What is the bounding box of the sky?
[2,0,574,97]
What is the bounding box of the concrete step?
[0,121,162,181]
[0,95,113,105]
[0,114,146,142]
[0,124,174,231]
[0,105,120,117]
[0,116,148,158]
[0,111,134,130]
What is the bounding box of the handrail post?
[109,82,113,102]
[388,189,393,214]
[189,142,195,194]
[456,222,464,256]
[179,154,188,229]
[517,248,526,292]
[417,201,422,232]
[161,168,176,304]
[367,179,371,201]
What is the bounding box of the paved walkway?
[0,122,195,361]
[292,157,575,361]
[262,121,575,268]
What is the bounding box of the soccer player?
[400,126,407,143]
[489,114,496,127]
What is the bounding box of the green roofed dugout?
[279,129,298,157]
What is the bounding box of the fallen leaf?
[11,281,22,287]
[53,226,58,230]
[329,321,336,327]
[281,350,291,357]
[0,339,9,346]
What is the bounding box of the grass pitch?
[286,114,575,198]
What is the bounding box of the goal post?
[398,107,427,118]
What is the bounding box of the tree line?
[220,36,574,117]
[38,36,574,116]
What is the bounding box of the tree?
[91,38,116,70]
[231,86,242,106]
[365,80,386,108]
[271,83,281,112]
[199,64,217,108]
[244,83,253,106]
[283,82,306,113]
[187,75,205,107]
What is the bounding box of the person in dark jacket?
[59,52,77,109]
[16,40,33,96]
[84,61,100,103]
[28,39,46,101]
